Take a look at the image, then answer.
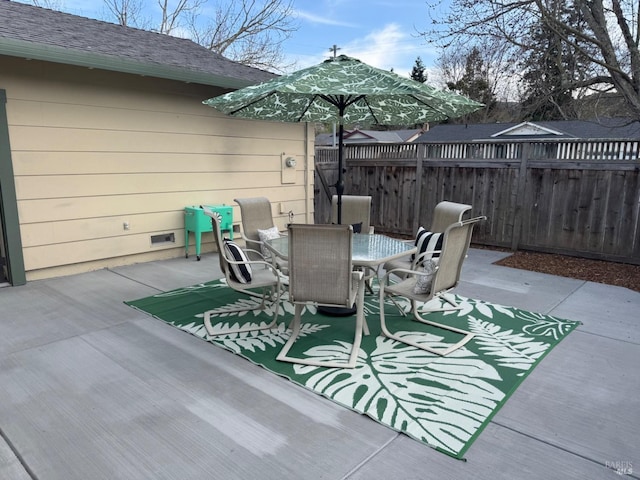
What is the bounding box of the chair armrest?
[380,264,437,285]
[412,249,442,267]
[241,236,262,248]
[243,247,267,259]
[224,255,279,273]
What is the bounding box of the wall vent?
[150,233,175,245]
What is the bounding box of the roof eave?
[0,36,254,89]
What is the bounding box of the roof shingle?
[416,118,640,142]
[0,0,275,88]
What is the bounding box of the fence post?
[511,142,530,251]
[413,144,425,233]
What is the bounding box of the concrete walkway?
[0,249,638,479]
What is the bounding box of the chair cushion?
[411,227,444,265]
[223,239,252,283]
[413,258,438,294]
[257,226,280,258]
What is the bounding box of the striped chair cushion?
[411,227,444,265]
[223,239,252,283]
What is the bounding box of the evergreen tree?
[445,47,496,121]
[410,57,427,83]
[519,2,589,120]
[427,0,640,120]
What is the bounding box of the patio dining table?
[264,232,417,278]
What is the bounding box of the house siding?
[2,56,313,281]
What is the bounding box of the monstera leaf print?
[438,295,517,320]
[298,335,504,457]
[127,279,580,459]
[518,311,579,340]
[468,317,549,370]
[153,281,228,298]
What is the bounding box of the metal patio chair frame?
[276,224,368,369]
[201,207,284,337]
[378,216,485,356]
[382,201,472,281]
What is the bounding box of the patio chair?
[382,200,472,281]
[331,195,374,233]
[201,207,284,337]
[276,224,368,369]
[378,216,485,356]
[332,194,376,292]
[234,196,288,273]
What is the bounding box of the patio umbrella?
[203,54,483,223]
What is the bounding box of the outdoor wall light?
[285,157,297,168]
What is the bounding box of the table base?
[318,305,357,317]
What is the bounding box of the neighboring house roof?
[416,118,640,142]
[0,0,275,89]
[315,133,337,146]
[345,130,404,143]
[492,122,565,137]
[316,128,424,146]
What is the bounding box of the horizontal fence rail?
[314,139,640,265]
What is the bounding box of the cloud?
[293,9,356,27]
[339,23,429,76]
[282,22,439,79]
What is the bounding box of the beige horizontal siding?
[2,57,314,280]
[12,152,292,175]
[8,125,304,153]
[15,171,308,199]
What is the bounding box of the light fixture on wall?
[285,157,297,168]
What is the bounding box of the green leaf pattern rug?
[126,279,579,459]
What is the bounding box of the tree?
[24,0,65,8]
[519,1,596,120]
[439,45,499,122]
[158,0,205,35]
[410,57,427,83]
[187,0,297,72]
[103,0,147,29]
[102,0,297,72]
[446,48,493,102]
[424,0,640,120]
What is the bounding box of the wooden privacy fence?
[314,139,640,265]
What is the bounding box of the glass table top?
[265,233,416,267]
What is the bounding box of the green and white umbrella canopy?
[204,55,483,125]
[203,55,483,222]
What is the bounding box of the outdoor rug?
[125,279,580,459]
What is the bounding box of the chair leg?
[277,280,366,369]
[379,290,474,356]
[410,297,474,355]
[411,292,463,316]
[204,288,280,337]
[275,304,304,363]
[389,295,407,316]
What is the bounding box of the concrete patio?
[0,248,637,479]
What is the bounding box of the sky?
[15,0,451,83]
[281,1,449,80]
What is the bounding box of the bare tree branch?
[22,0,65,10]
[188,0,297,72]
[424,0,640,120]
[156,0,205,35]
[103,0,144,27]
[101,0,297,72]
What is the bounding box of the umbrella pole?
[319,110,357,317]
[336,118,345,224]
